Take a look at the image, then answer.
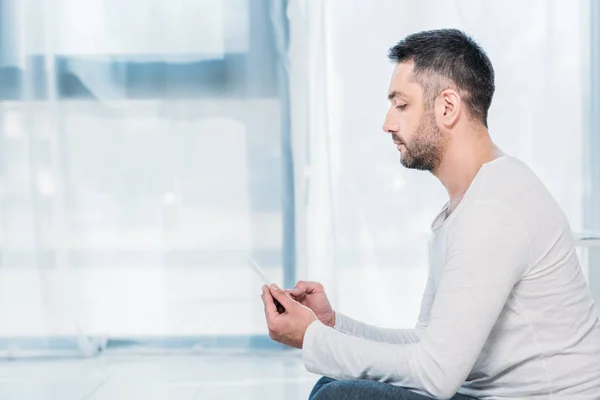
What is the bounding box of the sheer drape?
[0,0,291,357]
[289,0,590,328]
[0,0,593,358]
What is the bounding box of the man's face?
[382,61,446,172]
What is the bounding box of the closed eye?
[396,104,407,111]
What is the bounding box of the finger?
[269,284,295,309]
[262,285,279,319]
[288,281,307,297]
[290,292,306,303]
[301,281,323,294]
[283,290,298,301]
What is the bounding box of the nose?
[382,109,399,134]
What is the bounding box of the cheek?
[400,114,420,139]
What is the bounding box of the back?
[455,157,600,398]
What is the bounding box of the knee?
[311,380,351,400]
[309,377,336,400]
[314,376,335,387]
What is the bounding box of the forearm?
[303,321,459,399]
[334,312,422,344]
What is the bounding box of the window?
[0,0,293,351]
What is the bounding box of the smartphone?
[249,259,285,314]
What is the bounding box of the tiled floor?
[0,351,319,399]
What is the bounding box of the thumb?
[287,281,307,297]
[269,284,295,308]
[283,289,298,301]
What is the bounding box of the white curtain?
[290,0,591,328]
[0,0,593,358]
[0,0,290,357]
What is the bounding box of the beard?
[395,110,445,172]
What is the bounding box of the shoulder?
[469,156,559,220]
[477,156,544,197]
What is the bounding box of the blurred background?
[0,0,598,398]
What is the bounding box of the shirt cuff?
[333,311,353,335]
[333,311,343,330]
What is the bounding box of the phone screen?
[249,259,285,314]
[249,259,273,286]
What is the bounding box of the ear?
[435,89,461,128]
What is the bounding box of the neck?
[434,125,502,207]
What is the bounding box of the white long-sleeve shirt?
[302,156,600,399]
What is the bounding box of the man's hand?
[286,281,336,327]
[261,284,317,349]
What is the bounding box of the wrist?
[325,311,336,327]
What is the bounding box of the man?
[261,29,600,399]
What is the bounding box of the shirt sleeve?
[302,202,531,399]
[333,272,436,344]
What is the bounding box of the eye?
[396,104,407,111]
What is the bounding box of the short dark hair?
[388,29,495,127]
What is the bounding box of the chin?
[400,157,424,171]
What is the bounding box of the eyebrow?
[387,90,407,100]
